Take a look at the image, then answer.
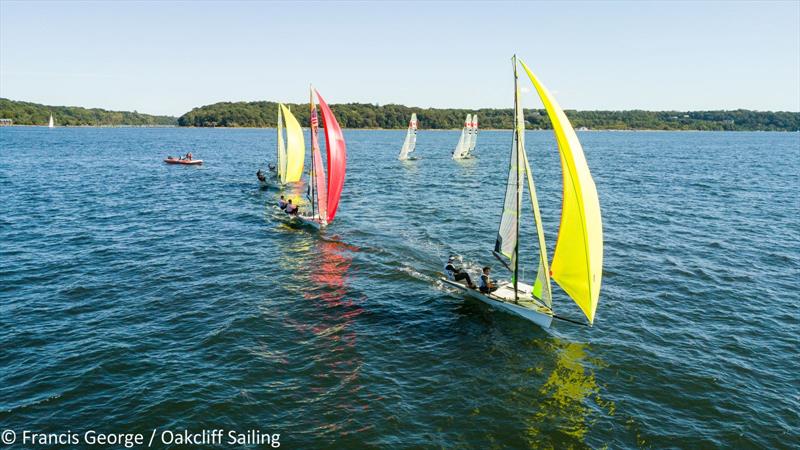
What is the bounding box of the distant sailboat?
[298,87,347,229]
[398,113,418,160]
[48,114,54,129]
[272,103,305,186]
[466,114,478,156]
[452,114,472,159]
[441,55,603,329]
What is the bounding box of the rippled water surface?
[1,127,798,448]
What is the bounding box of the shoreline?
[2,125,796,132]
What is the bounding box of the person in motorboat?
[278,195,288,210]
[284,199,299,215]
[257,169,267,183]
[444,255,477,289]
[185,152,193,161]
[479,267,498,294]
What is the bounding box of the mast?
[493,56,524,296]
[308,87,316,218]
[512,56,520,302]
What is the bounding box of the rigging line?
[552,314,590,327]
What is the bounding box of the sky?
[1,1,798,116]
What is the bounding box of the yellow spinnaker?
[519,59,603,324]
[280,104,305,183]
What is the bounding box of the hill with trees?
[0,98,176,126]
[177,101,799,131]
[2,97,796,131]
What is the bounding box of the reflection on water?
[277,233,369,439]
[524,339,613,448]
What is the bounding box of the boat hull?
[295,214,325,229]
[164,158,203,165]
[441,278,553,329]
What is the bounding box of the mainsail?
[276,104,287,183]
[316,89,347,223]
[519,59,603,323]
[280,104,305,182]
[452,114,471,159]
[309,90,327,221]
[494,57,552,307]
[398,113,418,160]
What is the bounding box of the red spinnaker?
[315,90,347,223]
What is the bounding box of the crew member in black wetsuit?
[479,266,498,294]
[444,255,477,289]
[257,169,267,182]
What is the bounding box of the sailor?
[284,199,299,215]
[444,255,477,289]
[257,169,267,182]
[268,163,276,172]
[277,195,288,210]
[479,266,497,294]
[185,152,193,161]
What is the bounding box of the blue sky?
[1,1,798,116]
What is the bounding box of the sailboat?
[266,103,305,187]
[48,114,54,129]
[441,55,603,328]
[398,113,418,161]
[466,114,478,156]
[452,114,473,159]
[296,87,347,229]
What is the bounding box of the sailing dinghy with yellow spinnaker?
[265,103,305,187]
[441,56,603,328]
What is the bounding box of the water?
[1,127,798,448]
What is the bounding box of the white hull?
[441,278,553,328]
[295,214,325,229]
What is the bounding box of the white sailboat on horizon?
[452,114,472,159]
[48,114,54,128]
[398,113,418,161]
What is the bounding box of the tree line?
[178,101,799,131]
[0,98,176,126]
[2,97,797,131]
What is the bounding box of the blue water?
[1,127,798,448]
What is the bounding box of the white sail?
[452,114,471,159]
[467,114,478,155]
[398,113,418,160]
[48,114,54,128]
[494,56,552,306]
